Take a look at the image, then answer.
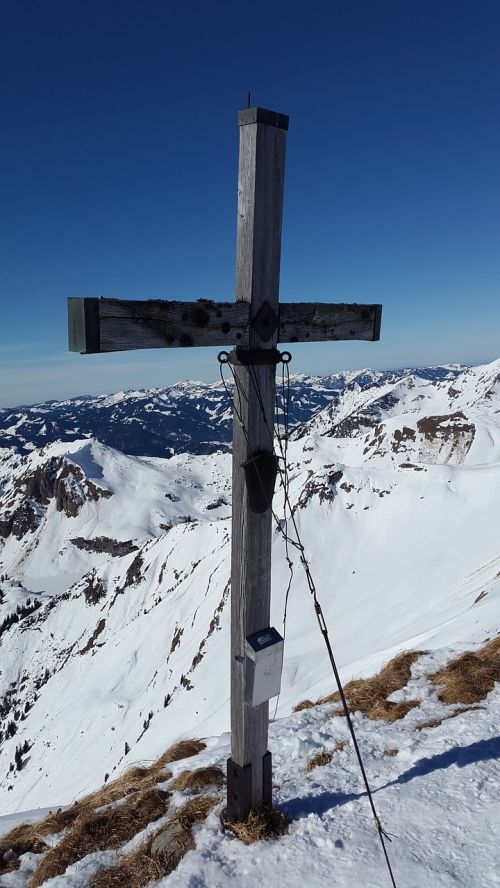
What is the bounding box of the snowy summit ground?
[1,360,500,886]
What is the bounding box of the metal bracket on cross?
[251,302,279,341]
[242,451,279,514]
[228,348,282,366]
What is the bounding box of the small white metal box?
[244,626,284,707]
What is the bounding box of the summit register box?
[244,627,284,707]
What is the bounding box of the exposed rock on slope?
[0,454,111,541]
[0,359,499,815]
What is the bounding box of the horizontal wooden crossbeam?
[68,297,382,354]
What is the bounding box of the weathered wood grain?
[67,297,249,353]
[279,302,382,343]
[230,110,287,813]
[68,297,381,353]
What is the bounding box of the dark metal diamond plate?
[251,302,279,342]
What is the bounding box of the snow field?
[2,645,499,887]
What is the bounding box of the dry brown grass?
[169,767,224,792]
[415,705,486,731]
[90,850,165,887]
[296,698,415,719]
[0,764,172,876]
[0,824,49,876]
[3,739,206,879]
[305,739,346,772]
[367,699,420,722]
[154,739,206,770]
[305,751,333,771]
[319,651,422,712]
[85,765,172,810]
[171,794,220,829]
[292,699,315,712]
[383,748,399,757]
[222,806,289,844]
[90,795,219,888]
[429,637,500,705]
[293,651,423,722]
[29,788,170,887]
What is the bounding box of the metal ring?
[280,351,292,364]
[217,351,230,364]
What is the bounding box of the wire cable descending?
[218,352,398,888]
[272,359,294,719]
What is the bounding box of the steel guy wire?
[243,357,398,887]
[218,352,398,888]
[272,361,294,719]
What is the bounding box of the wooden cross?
[68,106,382,820]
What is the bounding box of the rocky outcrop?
[0,502,39,540]
[0,457,112,541]
[326,408,380,439]
[19,457,111,518]
[416,412,475,463]
[297,468,343,509]
[71,536,138,557]
[81,572,106,606]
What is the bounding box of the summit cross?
[68,106,382,821]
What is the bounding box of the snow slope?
[2,644,500,888]
[0,359,499,823]
[130,655,500,888]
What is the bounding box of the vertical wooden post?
[226,108,288,819]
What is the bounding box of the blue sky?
[1,0,499,407]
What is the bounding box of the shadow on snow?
[387,735,500,787]
[282,736,500,821]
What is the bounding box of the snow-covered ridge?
[0,358,499,818]
[0,365,463,458]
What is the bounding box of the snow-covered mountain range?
[0,366,461,458]
[1,358,499,822]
